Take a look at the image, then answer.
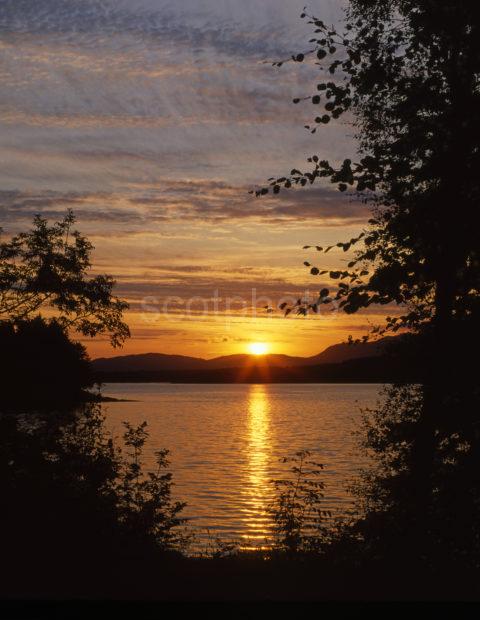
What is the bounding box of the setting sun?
[248,342,269,356]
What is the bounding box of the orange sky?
[1,0,395,359]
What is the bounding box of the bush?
[0,402,188,595]
[268,451,331,555]
[352,383,480,570]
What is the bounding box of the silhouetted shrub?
[268,451,331,555]
[351,384,480,570]
[0,402,188,595]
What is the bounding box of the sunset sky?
[0,0,391,358]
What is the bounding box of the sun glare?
[248,342,269,356]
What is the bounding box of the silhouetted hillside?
[93,336,396,375]
[306,337,395,364]
[94,352,416,384]
[93,352,208,372]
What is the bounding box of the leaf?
[317,49,327,60]
[320,288,329,297]
[310,267,320,275]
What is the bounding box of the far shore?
[96,377,391,385]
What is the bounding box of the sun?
[248,342,269,356]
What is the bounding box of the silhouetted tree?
[0,211,129,347]
[258,2,478,337]
[0,215,189,597]
[256,1,480,567]
[0,316,93,404]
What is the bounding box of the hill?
[92,337,396,374]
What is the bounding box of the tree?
[258,1,478,337]
[0,316,93,404]
[256,1,480,565]
[0,211,129,347]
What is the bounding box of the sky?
[0,0,390,358]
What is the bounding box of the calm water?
[101,383,383,548]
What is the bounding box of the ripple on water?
[101,383,383,549]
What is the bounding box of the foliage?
[115,420,189,551]
[268,451,330,554]
[352,384,480,568]
[254,1,479,336]
[0,316,93,403]
[0,402,188,574]
[0,211,130,347]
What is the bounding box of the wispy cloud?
[1,182,367,226]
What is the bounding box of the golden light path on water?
[243,385,272,546]
[101,383,381,552]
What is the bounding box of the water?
[101,383,383,549]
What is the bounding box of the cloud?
[0,181,367,229]
[0,0,340,59]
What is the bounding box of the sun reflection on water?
[243,384,273,545]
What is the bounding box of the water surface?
[101,383,383,548]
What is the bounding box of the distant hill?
[92,337,396,374]
[93,352,208,373]
[305,337,395,365]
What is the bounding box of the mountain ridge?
[93,337,396,373]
